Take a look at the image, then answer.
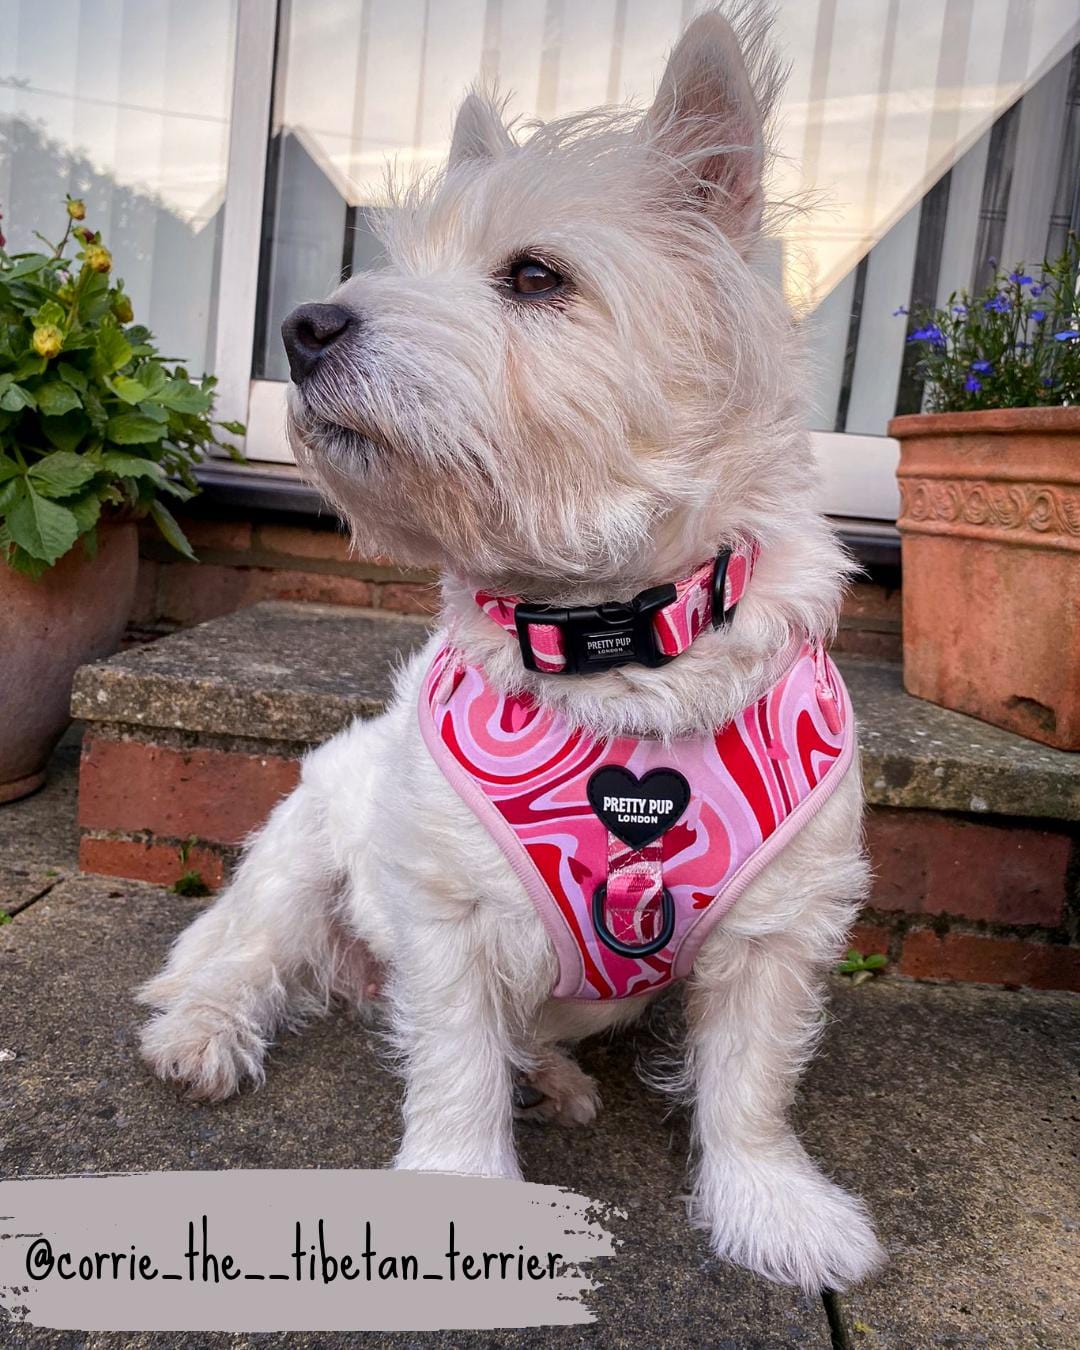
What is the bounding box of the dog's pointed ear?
[449,92,514,167]
[645,10,773,249]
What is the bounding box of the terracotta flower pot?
[0,521,139,803]
[890,406,1080,750]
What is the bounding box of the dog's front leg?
[391,914,521,1179]
[685,924,885,1294]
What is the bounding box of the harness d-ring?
[591,884,676,959]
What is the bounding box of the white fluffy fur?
[138,4,884,1294]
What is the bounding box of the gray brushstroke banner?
[0,1170,619,1332]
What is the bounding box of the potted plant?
[889,235,1080,750]
[0,199,243,802]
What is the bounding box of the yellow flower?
[84,244,112,274]
[66,198,87,221]
[32,325,64,359]
[112,294,133,324]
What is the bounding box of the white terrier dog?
[139,4,884,1294]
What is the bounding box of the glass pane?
[0,0,238,375]
[254,0,1080,446]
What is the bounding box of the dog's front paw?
[514,1051,600,1127]
[694,1152,885,1293]
[138,1004,267,1102]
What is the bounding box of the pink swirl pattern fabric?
[418,640,855,1001]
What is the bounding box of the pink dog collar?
[475,543,758,675]
[419,637,853,1001]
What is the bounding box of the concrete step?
[71,601,1080,991]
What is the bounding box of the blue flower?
[1009,271,1033,286]
[971,360,992,373]
[951,304,967,316]
[892,305,908,316]
[964,374,982,392]
[984,294,1011,313]
[1031,309,1046,322]
[1030,283,1046,297]
[908,323,945,346]
[1054,330,1079,342]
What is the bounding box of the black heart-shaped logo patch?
[587,766,691,850]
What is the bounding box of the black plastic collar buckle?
[710,548,735,629]
[515,582,678,676]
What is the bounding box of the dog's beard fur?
[141,5,885,1297]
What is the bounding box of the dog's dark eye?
[506,258,563,297]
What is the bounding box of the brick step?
[72,602,1080,992]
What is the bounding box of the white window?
[0,0,238,375]
[4,0,1079,526]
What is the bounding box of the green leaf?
[4,544,50,579]
[28,451,98,499]
[110,375,149,405]
[105,411,167,444]
[134,361,166,396]
[67,491,102,534]
[58,363,89,393]
[0,456,21,485]
[138,399,169,424]
[101,451,166,481]
[0,384,35,412]
[34,299,65,328]
[218,419,246,436]
[0,477,21,514]
[76,271,110,322]
[155,379,211,415]
[58,329,95,352]
[159,477,195,501]
[83,387,107,434]
[149,497,196,561]
[93,325,132,377]
[863,954,888,970]
[35,381,82,418]
[4,481,80,563]
[12,355,47,379]
[42,410,91,454]
[6,254,50,279]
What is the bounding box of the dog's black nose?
[281,303,354,382]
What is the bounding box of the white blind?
[0,0,238,374]
[271,0,1080,302]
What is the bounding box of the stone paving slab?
[794,979,1079,1349]
[2,871,1077,1348]
[0,735,80,917]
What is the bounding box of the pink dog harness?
[419,552,854,1001]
